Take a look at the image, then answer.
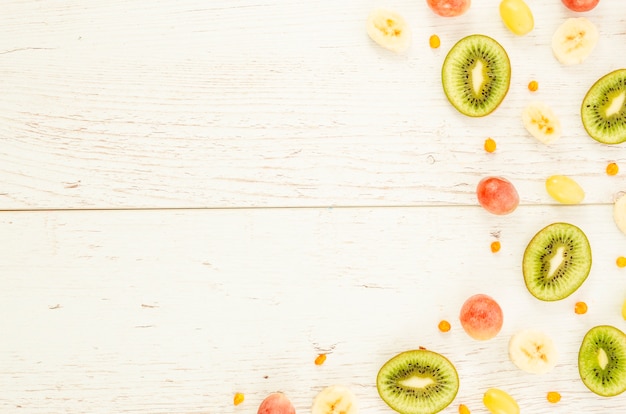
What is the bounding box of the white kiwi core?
[597,348,609,370]
[399,375,435,389]
[605,91,625,117]
[471,60,484,96]
[547,246,566,279]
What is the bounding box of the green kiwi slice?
[377,349,459,414]
[522,222,592,301]
[578,325,626,397]
[581,69,626,145]
[441,34,511,117]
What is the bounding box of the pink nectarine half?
[459,294,503,340]
[476,176,519,215]
[257,392,296,414]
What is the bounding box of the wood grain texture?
[1,206,626,413]
[1,1,625,209]
[2,2,626,414]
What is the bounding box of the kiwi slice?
[578,325,626,397]
[581,69,626,145]
[377,349,459,414]
[441,34,511,117]
[522,222,592,301]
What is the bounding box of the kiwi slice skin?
[578,325,626,397]
[441,34,511,117]
[581,69,626,145]
[377,349,459,414]
[522,222,592,301]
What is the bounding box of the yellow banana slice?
[311,385,358,414]
[614,192,626,236]
[552,17,599,65]
[522,101,562,144]
[366,9,411,53]
[509,329,558,374]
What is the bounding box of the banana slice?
[522,102,562,144]
[552,17,599,65]
[509,329,558,374]
[311,385,358,414]
[366,9,411,53]
[614,192,626,236]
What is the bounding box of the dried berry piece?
[234,392,245,406]
[438,320,451,332]
[430,34,441,48]
[491,241,501,253]
[459,404,471,414]
[607,162,619,176]
[547,391,561,403]
[314,354,327,365]
[575,301,588,315]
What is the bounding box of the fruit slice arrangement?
[614,192,626,235]
[545,175,585,205]
[366,9,411,53]
[522,102,562,145]
[256,4,625,413]
[377,349,459,414]
[581,69,626,145]
[312,385,358,414]
[508,330,558,374]
[522,223,592,301]
[551,18,599,65]
[499,0,534,36]
[426,0,471,18]
[578,325,626,397]
[257,393,295,414]
[476,176,520,215]
[483,388,520,414]
[441,34,511,117]
[459,294,504,340]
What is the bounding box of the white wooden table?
[1,1,625,413]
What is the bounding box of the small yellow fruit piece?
[429,34,441,49]
[545,175,585,204]
[622,299,626,320]
[490,241,501,253]
[366,9,411,53]
[459,404,471,414]
[575,301,588,315]
[484,138,497,153]
[528,80,538,92]
[314,353,327,365]
[500,0,534,36]
[617,256,626,268]
[547,391,561,403]
[607,162,619,176]
[483,388,520,414]
[438,320,451,332]
[233,392,245,406]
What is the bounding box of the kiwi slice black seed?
[578,325,626,397]
[377,349,459,414]
[522,222,592,301]
[581,69,626,145]
[441,34,511,117]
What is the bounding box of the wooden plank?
[1,1,625,209]
[1,206,625,412]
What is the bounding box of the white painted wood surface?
[2,207,626,413]
[1,0,625,209]
[2,1,626,414]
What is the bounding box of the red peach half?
[257,392,296,414]
[476,176,520,215]
[459,294,504,340]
